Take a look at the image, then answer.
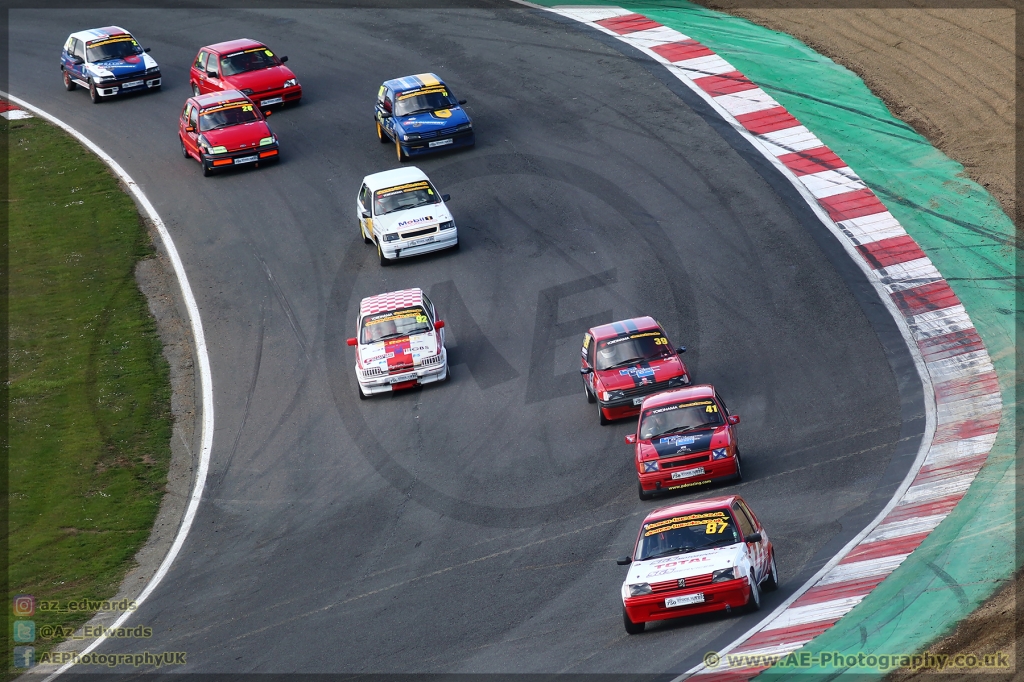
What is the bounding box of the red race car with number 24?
[179,90,279,176]
[628,385,742,500]
[581,317,690,424]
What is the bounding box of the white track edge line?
[504,8,943,678]
[2,91,215,680]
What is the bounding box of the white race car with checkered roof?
[347,288,449,398]
[356,167,458,266]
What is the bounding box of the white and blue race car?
[61,27,161,103]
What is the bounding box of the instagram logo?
[13,595,35,617]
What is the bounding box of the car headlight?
[383,233,400,242]
[668,375,686,386]
[283,78,297,88]
[607,390,625,400]
[628,583,652,597]
[712,448,729,460]
[453,122,473,132]
[259,136,276,146]
[712,568,736,583]
[642,460,659,473]
[241,88,254,95]
[145,66,160,74]
[207,146,228,155]
[439,220,455,230]
[404,133,422,141]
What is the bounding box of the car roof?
[359,288,426,317]
[362,166,431,192]
[202,38,265,55]
[70,26,131,43]
[644,495,742,523]
[641,384,716,409]
[382,73,447,95]
[589,316,660,341]
[192,90,250,108]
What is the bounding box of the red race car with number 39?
[581,317,690,425]
[627,385,742,500]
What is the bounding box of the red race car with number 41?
[581,317,690,425]
[628,385,742,500]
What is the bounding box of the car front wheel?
[598,403,610,426]
[764,553,779,592]
[192,83,200,97]
[89,80,102,104]
[746,570,761,612]
[377,240,391,266]
[377,121,389,143]
[180,137,189,159]
[395,139,407,162]
[584,380,596,404]
[63,70,76,91]
[622,608,645,635]
[638,480,655,502]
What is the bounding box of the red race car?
[617,495,778,633]
[178,90,279,176]
[189,39,301,109]
[581,317,690,424]
[627,385,742,500]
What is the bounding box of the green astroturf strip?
[7,115,172,673]
[533,2,1015,676]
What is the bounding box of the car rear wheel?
[764,552,779,592]
[622,608,645,635]
[638,480,655,502]
[584,381,596,404]
[377,239,391,266]
[63,70,76,91]
[89,81,102,104]
[746,570,761,612]
[376,121,389,143]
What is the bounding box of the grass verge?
[7,114,172,674]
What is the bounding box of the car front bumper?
[596,377,691,421]
[379,228,458,260]
[356,351,447,395]
[201,144,280,170]
[400,130,475,156]
[246,85,302,108]
[93,73,162,97]
[638,454,739,493]
[624,577,750,623]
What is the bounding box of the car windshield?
[360,307,433,344]
[639,399,723,440]
[86,37,142,62]
[394,88,457,117]
[636,509,740,561]
[199,103,259,132]
[373,181,440,216]
[219,47,280,76]
[594,330,673,371]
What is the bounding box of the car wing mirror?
[346,338,357,346]
[280,55,289,63]
[728,414,740,425]
[441,193,451,202]
[616,556,632,565]
[434,320,445,330]
[745,532,762,544]
[144,47,151,53]
[580,366,592,375]
[458,98,467,104]
[624,434,637,445]
[206,70,218,78]
[72,56,84,64]
[360,210,370,219]
[676,346,687,354]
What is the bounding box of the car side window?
[188,106,199,130]
[194,51,208,71]
[732,504,755,537]
[181,103,190,121]
[583,333,595,366]
[71,39,84,60]
[358,185,371,212]
[383,90,393,112]
[737,500,759,530]
[64,36,74,54]
[715,392,731,416]
[421,295,436,322]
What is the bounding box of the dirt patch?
[693,2,1015,224]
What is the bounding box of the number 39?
[654,337,668,345]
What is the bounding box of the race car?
[617,495,778,633]
[60,27,161,103]
[190,39,301,108]
[627,385,742,500]
[356,167,458,265]
[178,90,279,176]
[580,317,690,424]
[347,288,449,398]
[375,73,474,161]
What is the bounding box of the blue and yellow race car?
[374,73,474,161]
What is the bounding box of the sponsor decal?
[87,36,136,49]
[397,215,433,227]
[376,180,431,199]
[619,367,655,378]
[398,86,448,100]
[644,510,731,536]
[668,479,713,490]
[660,435,696,445]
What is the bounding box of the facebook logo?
[14,646,35,668]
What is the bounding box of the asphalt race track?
[10,5,922,674]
